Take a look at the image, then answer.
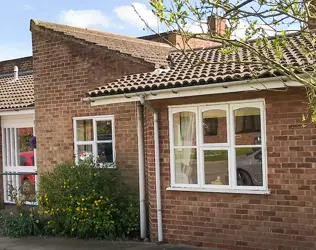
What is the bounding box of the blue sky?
[0,0,159,61]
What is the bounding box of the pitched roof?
[0,72,34,110]
[87,31,315,97]
[31,20,171,68]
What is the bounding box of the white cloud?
[185,22,208,33]
[59,10,110,29]
[0,44,31,61]
[232,20,275,39]
[114,2,158,29]
[23,4,33,10]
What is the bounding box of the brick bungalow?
[0,18,316,250]
[85,31,316,250]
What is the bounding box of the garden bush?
[0,206,46,238]
[37,160,140,239]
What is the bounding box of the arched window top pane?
[202,109,227,144]
[173,112,196,146]
[234,107,261,145]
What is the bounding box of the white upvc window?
[73,115,115,168]
[168,99,268,194]
[1,113,37,204]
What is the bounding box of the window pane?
[17,128,34,167]
[97,120,112,141]
[20,174,36,202]
[203,109,227,143]
[77,145,93,161]
[236,148,263,186]
[97,143,113,164]
[76,120,93,141]
[175,148,197,184]
[173,112,196,146]
[204,150,229,185]
[234,107,261,145]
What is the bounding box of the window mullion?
[14,128,18,167]
[260,104,268,191]
[93,119,97,163]
[229,104,237,189]
[196,107,202,188]
[10,128,14,167]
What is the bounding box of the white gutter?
[137,103,147,239]
[139,96,163,242]
[0,108,35,116]
[84,77,302,106]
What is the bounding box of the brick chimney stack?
[308,0,316,30]
[207,17,226,35]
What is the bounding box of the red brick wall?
[141,33,217,49]
[31,29,153,186]
[0,57,33,74]
[145,88,316,250]
[0,118,3,208]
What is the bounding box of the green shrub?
[0,207,45,238]
[38,160,139,239]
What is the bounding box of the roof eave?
[0,106,35,116]
[84,77,302,106]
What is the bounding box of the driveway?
[0,237,218,250]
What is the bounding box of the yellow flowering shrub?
[38,160,139,239]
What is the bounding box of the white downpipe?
[137,104,147,239]
[139,96,163,242]
[154,112,163,242]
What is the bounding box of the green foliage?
[38,160,139,239]
[148,0,316,123]
[0,207,44,238]
[19,133,33,152]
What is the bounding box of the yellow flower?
[84,208,87,211]
[76,207,80,212]
[36,220,39,223]
[94,173,97,176]
[82,198,85,201]
[30,214,34,217]
[72,228,74,232]
[77,201,80,205]
[69,195,72,198]
[20,213,23,217]
[100,196,103,199]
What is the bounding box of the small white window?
[168,100,267,194]
[73,115,115,168]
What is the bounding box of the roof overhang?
[0,108,35,116]
[84,77,303,106]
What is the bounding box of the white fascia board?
[87,78,302,107]
[0,108,35,116]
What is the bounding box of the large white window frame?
[1,112,37,204]
[168,99,268,194]
[73,115,115,167]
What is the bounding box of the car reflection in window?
[236,149,263,186]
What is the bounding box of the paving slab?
[0,237,218,250]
